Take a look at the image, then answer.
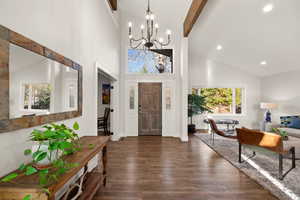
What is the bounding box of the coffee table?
[203,119,239,132]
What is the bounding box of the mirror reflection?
[9,44,78,119]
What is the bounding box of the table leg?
[102,145,107,186]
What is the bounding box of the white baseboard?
[180,136,189,142]
[111,134,121,141]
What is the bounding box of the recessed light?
[216,45,223,51]
[260,61,267,65]
[263,4,273,13]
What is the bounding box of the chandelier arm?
[153,41,159,49]
[130,40,143,49]
[146,20,150,42]
[130,37,144,42]
[158,38,171,47]
[150,24,154,38]
[153,39,161,47]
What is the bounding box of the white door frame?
[95,62,119,141]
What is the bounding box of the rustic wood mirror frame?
[0,25,83,133]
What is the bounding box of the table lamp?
[260,103,278,122]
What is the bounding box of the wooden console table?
[0,136,110,200]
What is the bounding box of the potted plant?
[188,94,211,133]
[272,128,289,141]
[0,122,81,200]
[30,122,80,168]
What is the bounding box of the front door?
[138,83,162,136]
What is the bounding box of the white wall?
[0,0,120,176]
[261,70,300,125]
[188,55,262,130]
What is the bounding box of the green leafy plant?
[272,128,288,139]
[0,122,81,199]
[188,94,211,125]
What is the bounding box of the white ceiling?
[119,0,192,32]
[189,0,300,77]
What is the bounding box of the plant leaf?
[24,149,32,156]
[59,141,72,150]
[39,170,48,186]
[48,142,59,151]
[42,188,51,195]
[18,163,26,171]
[73,122,79,130]
[25,166,38,176]
[53,159,64,168]
[32,151,41,159]
[33,152,48,162]
[22,195,32,200]
[56,167,67,176]
[50,174,58,182]
[1,173,18,182]
[66,162,79,169]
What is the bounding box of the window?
[129,86,135,110]
[23,83,51,111]
[192,88,244,115]
[128,49,173,74]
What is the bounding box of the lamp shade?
[260,103,278,110]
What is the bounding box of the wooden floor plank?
[94,136,278,200]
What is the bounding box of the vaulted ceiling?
[119,0,193,32]
[189,0,300,77]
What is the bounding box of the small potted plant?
[188,94,211,133]
[272,128,289,141]
[30,122,80,169]
[0,122,81,200]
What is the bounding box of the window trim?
[192,87,246,116]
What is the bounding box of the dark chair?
[98,108,110,135]
[236,128,296,180]
[208,119,237,144]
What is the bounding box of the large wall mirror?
[0,25,82,133]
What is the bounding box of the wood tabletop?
[0,136,110,196]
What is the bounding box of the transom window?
[192,88,244,115]
[128,49,173,74]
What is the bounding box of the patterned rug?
[194,133,300,200]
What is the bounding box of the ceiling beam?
[183,0,208,37]
[107,0,117,11]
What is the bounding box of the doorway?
[97,70,113,136]
[138,83,162,136]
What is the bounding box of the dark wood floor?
[94,136,278,200]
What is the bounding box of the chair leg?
[278,147,296,180]
[291,147,296,169]
[104,123,108,136]
[279,154,283,180]
[239,143,242,163]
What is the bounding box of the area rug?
[194,133,300,200]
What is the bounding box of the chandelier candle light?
[128,0,172,49]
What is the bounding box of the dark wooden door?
[138,83,162,136]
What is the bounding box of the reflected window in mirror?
[9,44,79,119]
[23,83,51,112]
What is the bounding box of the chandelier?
[128,0,172,49]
